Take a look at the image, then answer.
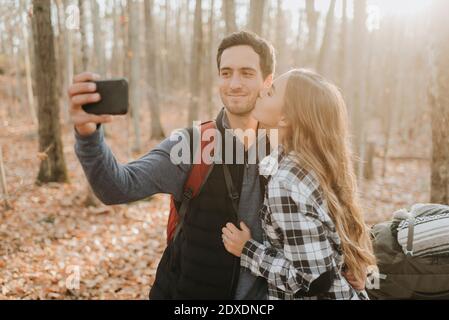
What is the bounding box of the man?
[69,31,363,299]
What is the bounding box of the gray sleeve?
[74,125,192,205]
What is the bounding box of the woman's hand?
[342,269,367,291]
[222,222,252,257]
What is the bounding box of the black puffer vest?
[149,110,245,299]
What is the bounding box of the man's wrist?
[74,123,100,137]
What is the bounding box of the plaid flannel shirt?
[241,146,367,300]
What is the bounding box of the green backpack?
[367,204,449,300]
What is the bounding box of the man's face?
[218,45,271,116]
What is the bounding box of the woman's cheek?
[253,102,268,124]
[265,109,279,127]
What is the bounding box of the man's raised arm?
[70,72,190,205]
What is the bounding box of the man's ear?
[263,74,273,88]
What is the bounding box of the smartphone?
[82,78,129,115]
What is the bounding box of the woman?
[222,69,376,299]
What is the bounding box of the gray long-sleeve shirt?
[74,114,268,300]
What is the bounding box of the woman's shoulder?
[268,154,340,237]
[277,154,321,189]
[266,154,324,207]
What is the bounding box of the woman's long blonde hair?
[282,69,376,283]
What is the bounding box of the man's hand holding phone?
[68,72,128,137]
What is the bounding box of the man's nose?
[229,74,243,89]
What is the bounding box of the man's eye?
[221,72,230,77]
[243,72,254,77]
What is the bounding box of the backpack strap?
[222,164,240,216]
[171,120,217,243]
[405,214,415,257]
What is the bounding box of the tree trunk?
[305,0,319,68]
[174,3,187,89]
[293,8,305,67]
[57,0,74,123]
[12,39,24,114]
[121,1,129,79]
[223,0,237,35]
[32,0,69,184]
[351,0,367,180]
[0,145,12,210]
[381,108,392,178]
[92,0,106,76]
[3,16,13,119]
[22,17,37,124]
[181,0,191,88]
[78,0,88,70]
[430,84,449,203]
[274,0,285,72]
[0,25,6,55]
[160,0,170,102]
[337,0,348,92]
[204,0,215,119]
[317,0,336,76]
[363,142,375,180]
[248,0,266,36]
[7,17,22,116]
[430,0,449,203]
[359,31,378,186]
[110,0,121,76]
[55,0,66,116]
[63,0,74,118]
[144,0,165,140]
[128,0,141,152]
[379,20,400,178]
[187,0,203,125]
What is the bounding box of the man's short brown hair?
[216,30,276,80]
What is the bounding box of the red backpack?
[166,121,218,244]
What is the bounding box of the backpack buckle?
[405,249,414,257]
[183,189,193,200]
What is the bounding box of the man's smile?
[227,94,248,97]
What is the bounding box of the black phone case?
[82,78,129,115]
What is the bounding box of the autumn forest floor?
[0,86,431,299]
